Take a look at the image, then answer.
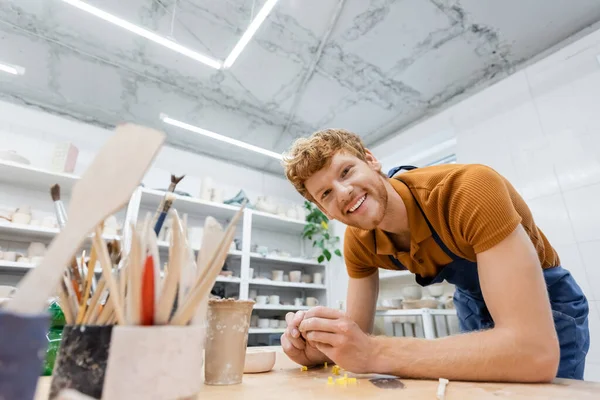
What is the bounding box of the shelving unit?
[0,160,329,346]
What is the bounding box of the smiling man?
[280,129,590,382]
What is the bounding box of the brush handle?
[54,201,68,229]
[153,212,167,236]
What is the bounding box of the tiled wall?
[371,27,600,381]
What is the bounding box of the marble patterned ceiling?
[2,0,600,174]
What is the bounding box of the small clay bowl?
[244,349,276,374]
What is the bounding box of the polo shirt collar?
[373,178,432,256]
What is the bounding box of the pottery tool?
[94,225,125,324]
[437,378,449,400]
[82,278,106,324]
[155,210,184,324]
[7,124,165,314]
[127,223,143,325]
[50,183,68,228]
[57,281,74,325]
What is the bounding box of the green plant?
[302,201,342,263]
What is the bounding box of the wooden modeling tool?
[94,225,125,325]
[7,124,165,314]
[155,210,184,324]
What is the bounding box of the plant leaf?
[334,249,342,257]
[324,232,330,240]
[318,254,325,263]
[323,249,331,261]
[312,240,317,247]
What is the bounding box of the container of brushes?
[204,298,255,385]
[0,310,50,400]
[48,324,207,400]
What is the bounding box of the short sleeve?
[343,228,378,279]
[448,165,522,254]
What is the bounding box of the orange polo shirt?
[344,164,560,279]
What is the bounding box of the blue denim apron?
[386,166,590,379]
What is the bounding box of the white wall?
[370,27,600,381]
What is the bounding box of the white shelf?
[249,252,321,266]
[140,188,240,220]
[253,304,311,311]
[0,221,120,242]
[248,328,285,334]
[379,270,412,280]
[249,279,326,290]
[0,260,36,270]
[250,210,307,234]
[215,276,241,284]
[0,159,79,193]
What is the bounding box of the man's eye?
[322,190,330,199]
[342,167,351,177]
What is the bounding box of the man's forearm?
[370,327,558,383]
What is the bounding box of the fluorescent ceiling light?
[0,62,25,75]
[60,0,279,70]
[223,0,279,68]
[60,0,222,69]
[160,114,283,160]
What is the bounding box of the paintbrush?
[50,184,68,228]
[153,192,175,236]
[152,174,184,231]
[141,225,160,325]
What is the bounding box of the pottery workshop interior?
[2,1,600,399]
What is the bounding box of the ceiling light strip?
[0,62,25,75]
[60,0,222,69]
[223,0,279,68]
[160,114,283,160]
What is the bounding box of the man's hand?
[298,306,375,374]
[280,311,329,367]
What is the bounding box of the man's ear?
[364,149,382,172]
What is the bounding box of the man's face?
[304,150,388,230]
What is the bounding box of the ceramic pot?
[28,242,46,258]
[271,270,283,281]
[294,298,304,307]
[402,284,422,300]
[289,271,302,283]
[204,299,254,385]
[257,318,270,329]
[313,272,323,285]
[255,296,268,305]
[255,197,277,214]
[268,295,279,305]
[12,213,31,225]
[306,297,319,307]
[427,284,445,297]
[269,319,279,329]
[200,177,213,201]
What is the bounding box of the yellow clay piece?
[332,365,340,375]
[348,378,357,384]
[324,362,328,368]
[344,373,348,379]
[301,366,308,371]
[336,378,347,385]
[327,376,334,385]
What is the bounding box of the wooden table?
[36,347,600,399]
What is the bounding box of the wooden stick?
[127,223,143,325]
[96,296,115,325]
[82,278,106,324]
[94,225,125,325]
[155,210,183,324]
[76,243,99,324]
